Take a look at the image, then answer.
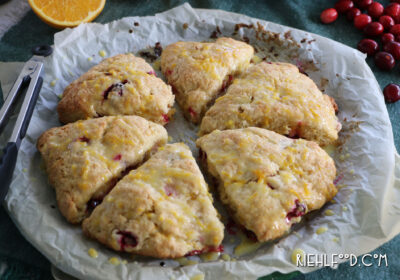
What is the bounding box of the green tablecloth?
[0,0,399,279]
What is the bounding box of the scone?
[82,143,224,258]
[37,116,167,224]
[57,54,174,125]
[199,62,341,146]
[161,37,254,124]
[196,128,337,242]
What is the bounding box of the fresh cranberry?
[379,15,395,30]
[286,199,307,222]
[396,34,400,41]
[364,22,384,36]
[382,33,395,44]
[354,14,372,29]
[383,83,400,103]
[374,51,396,70]
[335,0,354,13]
[113,154,122,161]
[383,41,400,59]
[347,7,362,20]
[385,3,400,18]
[394,14,400,24]
[357,39,379,55]
[390,24,400,35]
[320,8,338,24]
[367,2,384,18]
[116,231,138,251]
[355,0,373,10]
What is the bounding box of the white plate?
[4,4,400,280]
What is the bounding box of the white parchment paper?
[3,3,400,280]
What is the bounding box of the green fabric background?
[0,0,399,279]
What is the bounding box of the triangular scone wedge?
[37,116,167,224]
[199,62,341,146]
[82,143,224,258]
[161,37,254,124]
[58,54,174,125]
[196,128,337,242]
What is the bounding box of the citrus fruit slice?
[28,0,106,29]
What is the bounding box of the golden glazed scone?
[196,128,337,242]
[161,37,254,124]
[199,62,341,146]
[57,54,174,125]
[37,116,167,224]
[82,143,224,258]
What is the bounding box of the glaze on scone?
[58,54,174,124]
[37,116,167,224]
[199,62,341,146]
[161,37,254,123]
[82,143,224,258]
[196,128,337,242]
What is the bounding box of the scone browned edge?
[82,143,224,258]
[37,116,168,224]
[57,53,174,125]
[196,128,337,242]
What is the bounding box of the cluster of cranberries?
[321,0,400,103]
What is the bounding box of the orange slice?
[28,0,106,29]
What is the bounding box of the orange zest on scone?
[37,116,167,224]
[82,143,224,258]
[161,37,254,124]
[196,128,337,242]
[199,62,341,146]
[57,54,174,125]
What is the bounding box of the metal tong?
[0,45,52,203]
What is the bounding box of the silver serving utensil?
[0,45,52,202]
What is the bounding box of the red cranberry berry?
[374,51,396,70]
[368,2,384,18]
[394,14,400,24]
[354,14,372,29]
[347,7,362,20]
[356,0,373,10]
[383,41,400,59]
[357,39,379,55]
[335,0,354,13]
[382,33,395,44]
[78,136,90,143]
[286,199,307,222]
[390,24,400,35]
[383,83,400,103]
[385,3,400,18]
[379,15,395,30]
[363,22,384,36]
[116,231,138,251]
[395,34,400,41]
[321,8,339,24]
